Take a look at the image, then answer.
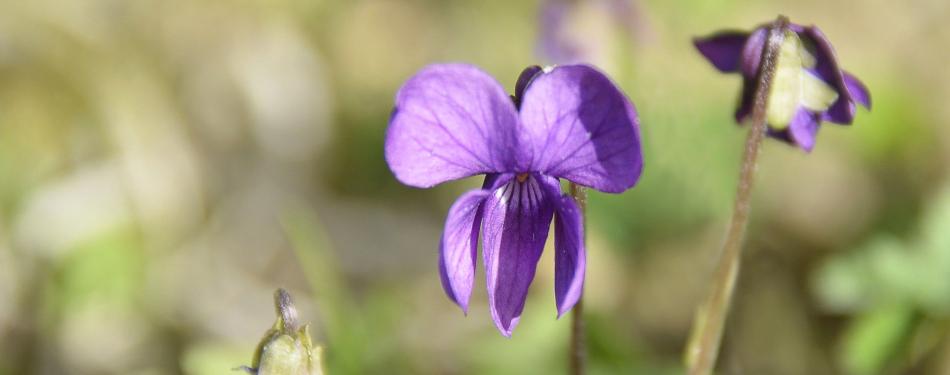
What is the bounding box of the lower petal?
[482,174,555,336]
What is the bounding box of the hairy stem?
[275,288,299,332]
[569,182,588,375]
[685,15,789,375]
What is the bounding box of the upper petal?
[385,64,524,188]
[519,65,643,193]
[482,174,555,336]
[439,186,494,313]
[694,31,749,73]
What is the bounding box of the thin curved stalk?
[685,15,790,375]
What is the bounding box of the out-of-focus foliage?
[0,0,948,374]
[815,184,950,375]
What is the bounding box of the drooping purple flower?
[385,64,643,336]
[694,22,871,151]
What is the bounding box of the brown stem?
[569,182,587,375]
[685,15,789,375]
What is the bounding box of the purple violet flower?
[694,22,871,151]
[385,64,643,336]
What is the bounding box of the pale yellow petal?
[801,72,839,111]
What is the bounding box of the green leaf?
[841,304,915,375]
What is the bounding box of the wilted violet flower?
[385,64,642,336]
[695,22,871,151]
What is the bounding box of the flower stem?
[685,15,789,375]
[569,182,587,375]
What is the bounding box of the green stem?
[685,15,789,375]
[569,182,587,375]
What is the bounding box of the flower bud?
[239,289,324,375]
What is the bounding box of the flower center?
[516,173,530,183]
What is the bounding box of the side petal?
[519,65,643,193]
[482,174,555,336]
[552,192,585,318]
[788,108,821,152]
[385,64,524,188]
[693,31,749,73]
[843,71,871,109]
[439,188,491,313]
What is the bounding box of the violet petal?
[789,108,821,152]
[822,99,857,125]
[843,71,871,109]
[385,64,524,188]
[740,27,768,79]
[438,187,492,313]
[694,31,749,73]
[802,26,855,125]
[519,65,643,193]
[537,176,585,318]
[514,65,543,107]
[482,174,555,336]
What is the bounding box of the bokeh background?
[1,0,948,374]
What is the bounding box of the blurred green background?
[0,0,948,374]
